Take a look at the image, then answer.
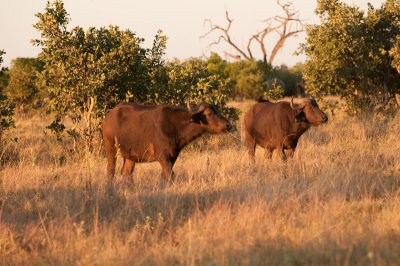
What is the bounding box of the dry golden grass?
[1,101,400,265]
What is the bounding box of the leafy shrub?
[300,0,400,113]
[155,57,237,120]
[33,1,238,152]
[0,50,15,143]
[4,57,44,110]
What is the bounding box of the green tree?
[33,1,237,152]
[32,0,166,151]
[205,53,229,80]
[4,57,44,110]
[0,69,9,95]
[231,60,267,99]
[270,64,303,96]
[203,53,284,100]
[226,60,280,100]
[0,50,15,142]
[390,36,400,73]
[300,0,400,112]
[157,57,237,120]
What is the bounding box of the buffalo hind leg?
[121,158,135,183]
[245,131,256,162]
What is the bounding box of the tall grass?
[0,101,400,265]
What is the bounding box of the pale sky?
[0,0,385,67]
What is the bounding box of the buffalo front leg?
[159,156,176,188]
[277,146,287,161]
[245,132,256,162]
[121,158,135,183]
[265,148,273,159]
[286,142,297,159]
[286,148,295,158]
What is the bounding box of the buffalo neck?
[290,110,310,137]
[171,109,205,149]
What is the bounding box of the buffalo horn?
[290,97,306,110]
[187,101,206,114]
[186,101,194,112]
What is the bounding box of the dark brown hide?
[102,102,231,183]
[243,97,328,161]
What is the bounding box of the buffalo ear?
[294,110,306,122]
[190,112,204,124]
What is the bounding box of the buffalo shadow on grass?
[190,234,400,266]
[0,180,252,233]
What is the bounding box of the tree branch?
[201,0,304,65]
[201,11,251,60]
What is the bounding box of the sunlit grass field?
[1,100,400,265]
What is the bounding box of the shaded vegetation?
[300,0,400,112]
[0,50,15,143]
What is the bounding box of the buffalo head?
[290,97,328,125]
[186,102,232,133]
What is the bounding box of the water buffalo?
[243,97,328,161]
[102,102,232,184]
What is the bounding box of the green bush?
[204,53,289,100]
[0,50,15,142]
[4,57,44,110]
[33,1,238,152]
[155,57,237,120]
[300,0,400,112]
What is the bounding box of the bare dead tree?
[201,0,304,65]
